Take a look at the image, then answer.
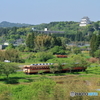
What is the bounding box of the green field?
[0,65,100,100]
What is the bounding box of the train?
[23,63,87,74]
[56,55,67,58]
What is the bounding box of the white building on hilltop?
[79,16,91,26]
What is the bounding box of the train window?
[24,67,27,69]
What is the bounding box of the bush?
[73,47,81,54]
[50,46,66,54]
[36,52,53,62]
[11,78,56,100]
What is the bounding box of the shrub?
[50,46,66,54]
[11,78,56,100]
[36,52,53,62]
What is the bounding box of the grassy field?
[0,65,100,100]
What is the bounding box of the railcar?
[23,63,87,74]
[56,55,67,58]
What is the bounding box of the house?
[79,16,91,26]
[13,39,24,46]
[0,45,8,50]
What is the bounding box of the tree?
[64,59,74,73]
[16,44,25,52]
[73,47,81,54]
[71,54,90,71]
[95,33,100,50]
[56,62,63,72]
[26,32,35,50]
[90,34,97,56]
[6,43,15,50]
[36,52,53,62]
[34,35,53,51]
[50,46,66,55]
[0,62,19,79]
[49,64,56,74]
[94,50,100,63]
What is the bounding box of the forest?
[0,20,100,43]
[0,20,100,59]
[0,21,100,100]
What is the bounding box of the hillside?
[0,21,32,27]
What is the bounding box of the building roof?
[82,16,89,19]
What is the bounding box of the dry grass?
[49,75,100,100]
[87,57,99,63]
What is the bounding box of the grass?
[0,65,100,100]
[0,64,100,85]
[1,74,100,100]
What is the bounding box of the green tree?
[95,33,100,50]
[71,54,90,71]
[64,59,74,73]
[26,32,35,51]
[6,43,15,50]
[16,45,25,52]
[36,52,53,62]
[94,50,100,63]
[50,46,66,54]
[0,62,19,79]
[90,34,97,56]
[73,47,81,54]
[34,35,52,51]
[49,64,56,74]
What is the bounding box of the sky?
[0,0,100,25]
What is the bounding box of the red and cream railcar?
[23,65,50,74]
[23,63,87,74]
[23,63,54,74]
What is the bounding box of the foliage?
[34,34,62,51]
[90,34,97,56]
[49,64,56,74]
[72,47,81,54]
[34,34,53,51]
[94,50,100,58]
[71,54,91,68]
[6,43,15,50]
[16,45,26,52]
[0,49,24,63]
[50,46,66,54]
[11,78,56,100]
[0,21,31,27]
[0,62,19,79]
[0,84,11,100]
[36,52,53,62]
[26,32,35,51]
[0,20,100,45]
[94,50,100,63]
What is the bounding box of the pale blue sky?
[0,0,99,24]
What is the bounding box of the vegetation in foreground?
[0,74,100,100]
[0,65,100,100]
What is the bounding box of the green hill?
[0,21,32,27]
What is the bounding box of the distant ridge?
[0,21,33,27]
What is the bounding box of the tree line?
[0,21,100,44]
[26,33,66,51]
